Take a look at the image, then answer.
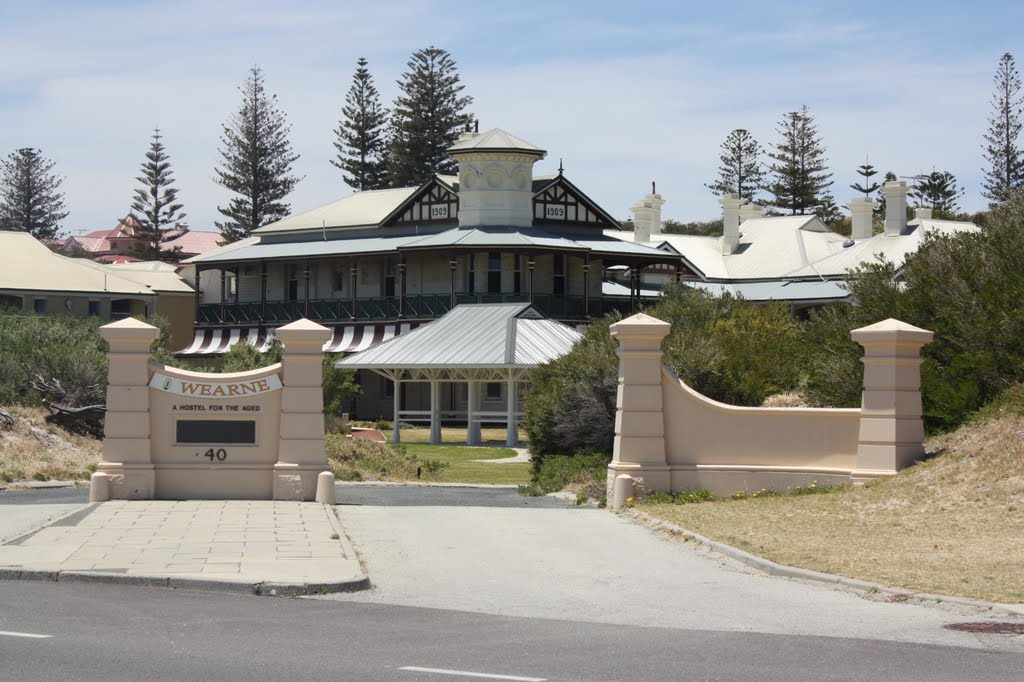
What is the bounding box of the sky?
[1,0,1021,235]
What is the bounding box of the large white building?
[615,181,979,310]
[183,128,678,419]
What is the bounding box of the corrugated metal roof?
[449,128,545,155]
[402,225,586,251]
[0,231,157,296]
[189,233,428,263]
[608,213,978,284]
[254,187,418,234]
[190,225,679,264]
[337,303,581,369]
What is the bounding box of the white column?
[392,376,401,444]
[505,373,518,447]
[429,380,441,445]
[467,380,481,445]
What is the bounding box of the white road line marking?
[400,667,546,681]
[0,630,52,639]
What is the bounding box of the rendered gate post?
[607,313,671,506]
[273,319,333,501]
[851,319,933,476]
[97,318,160,500]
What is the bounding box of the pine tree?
[815,192,843,228]
[909,170,964,218]
[850,160,881,197]
[130,127,185,260]
[705,128,765,203]
[215,66,301,243]
[766,105,834,214]
[386,46,473,187]
[981,53,1024,206]
[0,148,69,239]
[332,57,388,191]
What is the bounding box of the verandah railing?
[198,293,642,326]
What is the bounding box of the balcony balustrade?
[197,293,645,326]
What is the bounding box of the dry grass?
[641,414,1024,603]
[0,405,101,485]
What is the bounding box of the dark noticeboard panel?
[176,420,256,445]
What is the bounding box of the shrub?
[0,310,107,407]
[523,314,620,460]
[804,193,1024,432]
[523,285,805,457]
[519,451,611,504]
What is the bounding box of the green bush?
[0,310,108,406]
[523,285,804,458]
[523,314,620,460]
[803,193,1024,432]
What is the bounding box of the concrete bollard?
[611,474,635,511]
[89,472,110,502]
[315,471,337,505]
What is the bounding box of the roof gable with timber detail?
[532,175,620,230]
[380,176,460,228]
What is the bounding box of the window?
[513,255,522,294]
[87,301,101,317]
[333,264,346,293]
[553,254,566,297]
[384,258,396,298]
[486,383,502,400]
[110,299,132,320]
[466,255,476,293]
[384,374,394,398]
[33,298,47,314]
[487,252,502,293]
[287,264,299,301]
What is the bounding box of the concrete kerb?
[625,509,1024,618]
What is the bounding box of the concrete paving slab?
[0,500,368,596]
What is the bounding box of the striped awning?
[323,322,419,354]
[176,322,420,357]
[178,327,275,356]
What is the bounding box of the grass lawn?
[637,413,1024,603]
[399,427,530,485]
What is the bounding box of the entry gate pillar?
[97,318,160,500]
[273,319,333,500]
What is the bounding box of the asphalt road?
[0,484,580,508]
[1,581,1022,681]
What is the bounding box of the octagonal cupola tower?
[448,128,547,228]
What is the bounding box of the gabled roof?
[782,218,980,278]
[337,303,581,369]
[253,186,419,234]
[161,230,223,256]
[0,231,155,296]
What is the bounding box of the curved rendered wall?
[608,313,933,505]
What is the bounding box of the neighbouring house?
[60,215,222,264]
[612,181,979,312]
[181,127,679,419]
[0,231,196,347]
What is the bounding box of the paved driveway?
[323,504,1024,653]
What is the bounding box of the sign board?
[150,372,281,399]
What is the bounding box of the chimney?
[848,196,875,240]
[720,194,742,255]
[883,181,908,237]
[914,207,933,221]
[739,202,765,224]
[630,184,664,243]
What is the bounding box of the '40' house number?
[196,448,228,462]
